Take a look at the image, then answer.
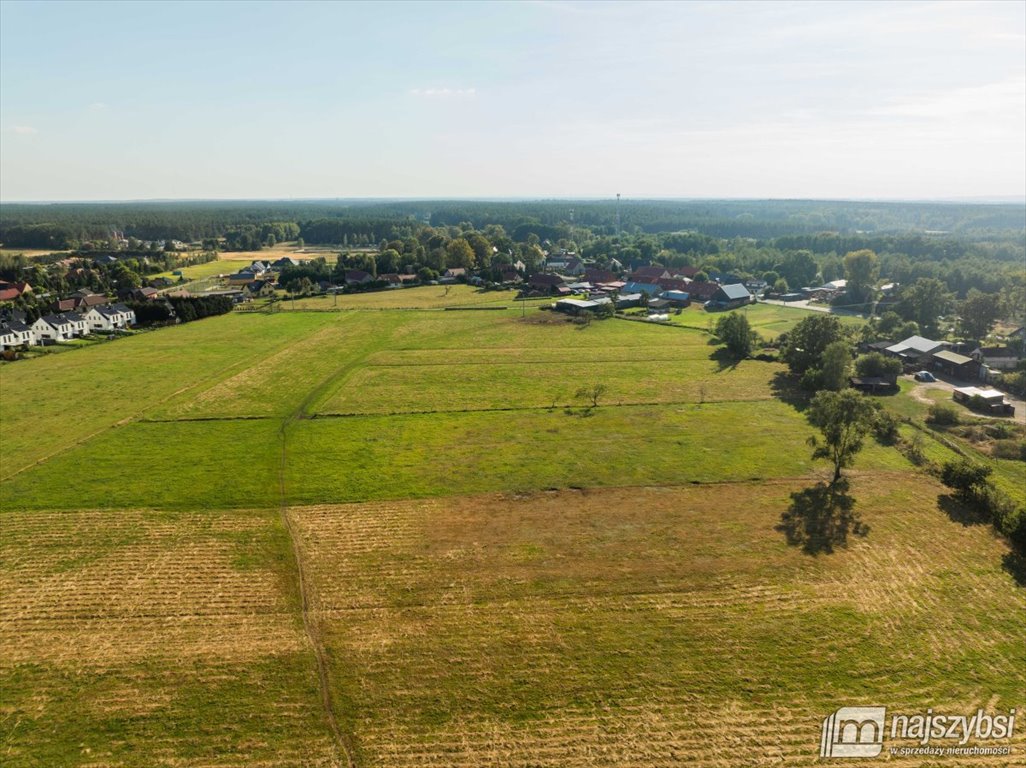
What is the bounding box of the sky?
[1,0,1024,202]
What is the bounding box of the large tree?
[897,277,954,335]
[819,340,853,391]
[807,389,878,483]
[957,289,1001,340]
[843,249,879,303]
[714,312,758,359]
[781,314,846,376]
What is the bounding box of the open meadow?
[1,300,1023,767]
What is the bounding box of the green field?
[1,302,1023,767]
[667,302,866,339]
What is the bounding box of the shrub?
[940,459,992,504]
[992,440,1026,462]
[873,410,901,445]
[927,403,960,426]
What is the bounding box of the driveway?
[905,374,1026,425]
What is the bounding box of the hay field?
[1,303,1022,766]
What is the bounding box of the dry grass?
[290,476,1025,766]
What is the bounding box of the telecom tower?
[615,193,621,236]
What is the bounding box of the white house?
[31,314,77,343]
[65,313,91,337]
[85,304,136,331]
[0,320,35,350]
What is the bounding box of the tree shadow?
[710,347,740,372]
[776,479,868,555]
[1002,550,1026,587]
[937,493,990,527]
[770,370,810,412]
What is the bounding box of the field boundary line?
[273,318,408,768]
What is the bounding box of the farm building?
[554,297,613,315]
[952,387,1014,415]
[885,335,949,365]
[706,283,753,310]
[660,290,691,307]
[930,350,980,380]
[849,376,897,393]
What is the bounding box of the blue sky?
[1,0,1024,201]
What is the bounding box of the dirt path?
[907,377,1026,425]
[273,318,407,768]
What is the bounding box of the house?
[245,279,275,297]
[271,257,300,270]
[512,259,527,273]
[562,257,585,276]
[630,266,671,282]
[31,314,77,343]
[930,350,980,380]
[528,273,564,292]
[249,261,269,274]
[707,283,753,310]
[443,267,467,281]
[378,273,403,287]
[62,292,109,311]
[686,281,720,302]
[344,270,374,286]
[970,346,1021,372]
[657,277,692,293]
[64,313,90,337]
[0,281,32,301]
[623,281,662,297]
[885,335,949,365]
[953,386,1014,415]
[0,320,34,350]
[499,270,523,284]
[227,270,258,286]
[584,268,616,283]
[84,304,135,331]
[150,276,174,288]
[130,287,160,301]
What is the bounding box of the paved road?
[758,298,870,319]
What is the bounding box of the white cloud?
[11,125,38,135]
[409,87,477,98]
[88,101,108,112]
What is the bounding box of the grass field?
[668,302,866,340]
[1,302,1022,767]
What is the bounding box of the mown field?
[1,301,1023,767]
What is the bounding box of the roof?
[954,386,1006,401]
[1,320,30,332]
[39,314,73,328]
[932,350,974,366]
[661,290,691,301]
[714,283,752,301]
[623,282,662,296]
[555,297,612,310]
[0,288,19,301]
[887,335,946,355]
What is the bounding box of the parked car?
[914,371,936,382]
